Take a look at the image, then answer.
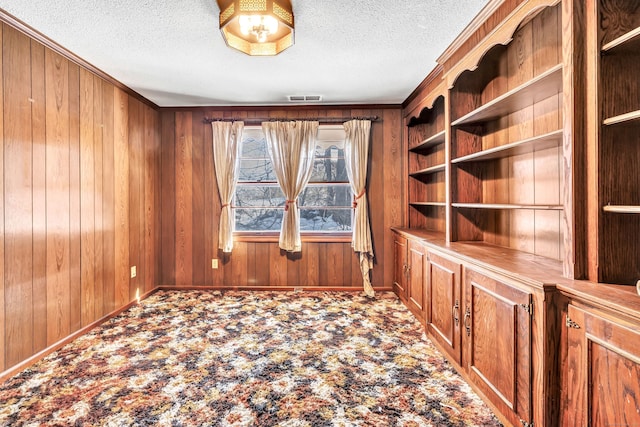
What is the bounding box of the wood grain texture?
[3,25,34,367]
[113,88,130,308]
[0,24,4,372]
[175,112,193,286]
[407,239,426,317]
[160,110,176,285]
[128,97,145,299]
[80,68,96,327]
[44,48,71,347]
[30,39,47,353]
[0,23,162,376]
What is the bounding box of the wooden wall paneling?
[175,111,193,286]
[144,105,158,292]
[44,48,72,346]
[254,244,271,287]
[269,243,286,286]
[203,111,217,285]
[233,242,249,286]
[0,23,4,372]
[67,62,81,333]
[93,75,104,318]
[341,243,353,287]
[160,110,176,285]
[113,87,129,307]
[101,82,115,313]
[287,249,301,287]
[325,244,344,287]
[3,24,37,367]
[128,97,144,298]
[245,242,257,286]
[80,68,96,327]
[191,110,205,286]
[30,39,47,352]
[383,108,402,289]
[367,110,384,287]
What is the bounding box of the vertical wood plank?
[113,88,129,307]
[191,110,205,285]
[30,39,47,352]
[67,62,81,333]
[144,106,158,292]
[101,82,115,313]
[204,112,219,285]
[3,26,34,366]
[160,111,175,285]
[44,48,71,345]
[153,110,162,289]
[175,112,193,286]
[302,243,319,287]
[269,244,285,286]
[93,75,104,317]
[254,243,270,286]
[383,108,402,289]
[0,24,5,371]
[128,97,144,299]
[246,243,256,285]
[232,242,248,286]
[79,68,96,327]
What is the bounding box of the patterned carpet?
[0,291,501,426]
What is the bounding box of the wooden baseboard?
[0,288,159,383]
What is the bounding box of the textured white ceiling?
[0,0,488,107]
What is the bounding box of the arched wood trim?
[445,0,560,88]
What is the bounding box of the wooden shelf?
[603,205,640,214]
[410,130,446,152]
[603,110,640,126]
[602,26,640,52]
[410,202,446,207]
[452,130,562,163]
[452,64,563,126]
[409,163,446,176]
[453,203,563,210]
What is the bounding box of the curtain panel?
[344,119,375,297]
[262,121,319,252]
[212,121,244,253]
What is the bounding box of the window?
[234,126,352,234]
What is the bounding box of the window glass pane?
[241,130,268,158]
[309,157,348,182]
[300,208,352,231]
[235,208,283,232]
[238,159,277,182]
[299,185,352,208]
[235,185,284,207]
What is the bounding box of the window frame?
[233,125,353,242]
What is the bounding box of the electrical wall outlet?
[131,266,137,278]
[212,259,219,269]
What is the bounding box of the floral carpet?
[0,291,501,426]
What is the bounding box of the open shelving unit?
[447,4,564,261]
[407,95,447,234]
[596,1,640,284]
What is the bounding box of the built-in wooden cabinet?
[407,240,427,317]
[464,268,533,427]
[594,0,640,284]
[393,234,408,301]
[395,0,640,425]
[426,249,462,364]
[563,303,640,426]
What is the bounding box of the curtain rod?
[203,116,379,124]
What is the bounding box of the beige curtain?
[262,121,318,252]
[344,120,375,297]
[212,121,244,253]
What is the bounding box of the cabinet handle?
[463,306,471,337]
[452,300,460,326]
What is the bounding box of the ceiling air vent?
[288,95,322,102]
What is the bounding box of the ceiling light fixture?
[217,0,294,56]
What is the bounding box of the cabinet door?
[427,250,462,364]
[407,239,426,318]
[464,269,532,426]
[564,304,640,427]
[393,235,408,301]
